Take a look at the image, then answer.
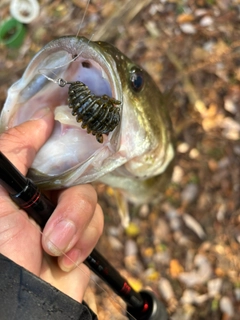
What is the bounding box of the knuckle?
[0,211,26,248]
[77,193,96,216]
[0,127,25,150]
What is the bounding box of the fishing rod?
[0,151,168,320]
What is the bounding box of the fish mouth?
[4,36,123,178]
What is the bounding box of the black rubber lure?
[58,78,121,143]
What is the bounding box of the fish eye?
[129,67,144,92]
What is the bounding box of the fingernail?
[46,220,77,255]
[60,248,82,272]
[30,107,51,120]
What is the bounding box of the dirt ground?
[1,0,240,319]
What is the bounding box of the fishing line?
[18,209,137,320]
[37,0,111,79]
[36,0,96,79]
[37,70,58,84]
[75,0,91,38]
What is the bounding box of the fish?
[0,36,174,225]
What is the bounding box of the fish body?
[0,36,174,211]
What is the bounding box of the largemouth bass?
[0,36,174,223]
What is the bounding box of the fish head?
[0,36,174,204]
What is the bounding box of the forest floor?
[1,1,240,319]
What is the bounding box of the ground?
[0,0,240,319]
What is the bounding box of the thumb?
[0,108,54,175]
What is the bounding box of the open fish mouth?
[1,36,124,186]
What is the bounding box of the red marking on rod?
[142,302,149,313]
[22,193,40,209]
[120,282,131,295]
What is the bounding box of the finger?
[42,185,103,262]
[0,188,42,274]
[40,255,91,302]
[55,263,91,302]
[58,202,103,271]
[0,108,54,174]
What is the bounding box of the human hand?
[0,108,104,302]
